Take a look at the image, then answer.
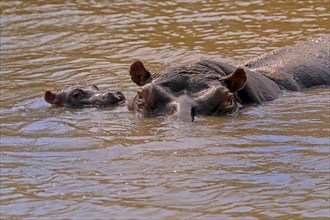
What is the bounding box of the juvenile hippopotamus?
[44,85,125,107]
[128,35,330,120]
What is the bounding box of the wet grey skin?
[44,85,125,108]
[128,35,330,120]
[128,61,247,121]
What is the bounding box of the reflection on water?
[1,0,329,219]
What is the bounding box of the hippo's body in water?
[129,35,330,120]
[44,85,125,107]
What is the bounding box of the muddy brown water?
[1,1,329,219]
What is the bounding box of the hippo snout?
[107,91,126,103]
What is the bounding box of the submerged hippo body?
[44,85,125,107]
[129,35,330,120]
[244,34,330,92]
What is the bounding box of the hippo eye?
[150,104,157,110]
[72,92,80,99]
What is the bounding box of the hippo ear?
[44,91,56,104]
[222,67,247,92]
[130,61,152,86]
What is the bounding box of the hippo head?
[44,85,125,107]
[128,61,247,120]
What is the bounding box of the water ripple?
[1,0,329,219]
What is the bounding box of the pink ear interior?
[44,91,56,104]
[223,67,247,92]
[130,60,151,86]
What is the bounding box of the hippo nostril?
[115,91,126,100]
[107,91,125,102]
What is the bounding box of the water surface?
[1,0,329,219]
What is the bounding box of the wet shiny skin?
[44,85,125,107]
[129,61,248,118]
[1,0,329,219]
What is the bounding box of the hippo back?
[156,60,282,104]
[244,35,330,91]
[150,60,230,94]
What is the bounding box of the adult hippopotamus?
[44,85,125,107]
[128,35,330,120]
